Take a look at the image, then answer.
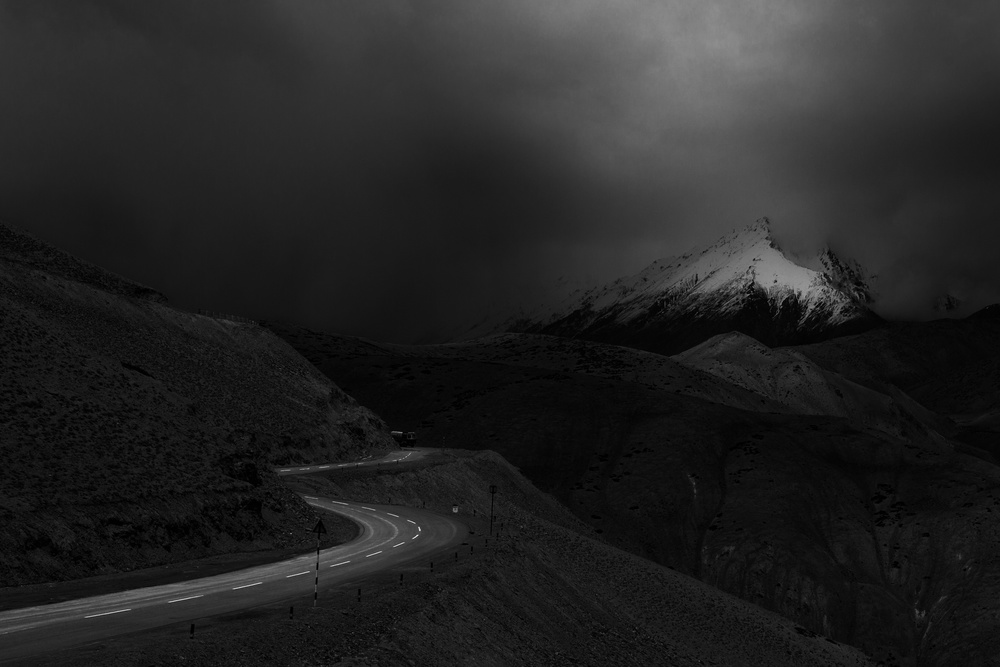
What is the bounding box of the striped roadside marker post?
[312,518,327,607]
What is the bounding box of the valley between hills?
[3,219,1000,666]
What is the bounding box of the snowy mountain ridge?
[501,217,880,354]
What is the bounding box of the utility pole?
[311,519,327,606]
[489,485,497,537]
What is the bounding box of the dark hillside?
[794,312,1000,418]
[794,311,1000,460]
[0,223,166,303]
[272,323,1000,665]
[0,222,393,586]
[58,450,875,667]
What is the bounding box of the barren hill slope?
[272,322,1000,665]
[69,450,875,667]
[0,222,393,586]
[794,307,1000,459]
[673,331,951,442]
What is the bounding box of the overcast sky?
[1,0,998,341]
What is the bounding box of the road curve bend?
[0,490,466,664]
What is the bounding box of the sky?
[1,0,998,342]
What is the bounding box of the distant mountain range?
[488,218,881,354]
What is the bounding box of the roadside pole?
[312,519,327,607]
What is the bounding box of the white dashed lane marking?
[167,595,203,604]
[330,561,350,568]
[387,513,399,518]
[232,582,262,590]
[84,609,131,619]
[393,542,405,548]
[407,519,416,524]
[365,551,382,558]
[411,534,419,540]
[286,571,310,578]
[330,501,347,505]
[361,507,375,511]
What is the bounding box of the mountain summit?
[506,218,880,354]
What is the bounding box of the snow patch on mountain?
[457,217,879,352]
[536,217,874,328]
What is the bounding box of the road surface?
[0,456,465,664]
[275,448,425,476]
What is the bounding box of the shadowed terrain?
[796,307,1000,461]
[39,451,875,667]
[270,319,1000,665]
[6,220,1000,665]
[0,222,392,587]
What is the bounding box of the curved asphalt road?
[0,450,465,664]
[275,447,425,476]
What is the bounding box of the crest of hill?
[672,331,953,446]
[795,310,1000,419]
[793,308,1000,459]
[0,232,393,585]
[0,221,166,302]
[265,323,789,414]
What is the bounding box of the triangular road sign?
[312,518,327,535]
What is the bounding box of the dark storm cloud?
[1,1,998,341]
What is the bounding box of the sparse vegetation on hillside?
[0,223,393,586]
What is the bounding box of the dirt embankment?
[0,222,392,586]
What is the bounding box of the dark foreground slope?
[0,223,392,586]
[48,451,874,667]
[272,323,1000,666]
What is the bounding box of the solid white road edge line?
[167,595,204,604]
[232,582,263,590]
[84,609,131,619]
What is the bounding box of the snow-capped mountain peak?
[500,217,880,354]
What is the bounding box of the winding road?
[0,449,466,664]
